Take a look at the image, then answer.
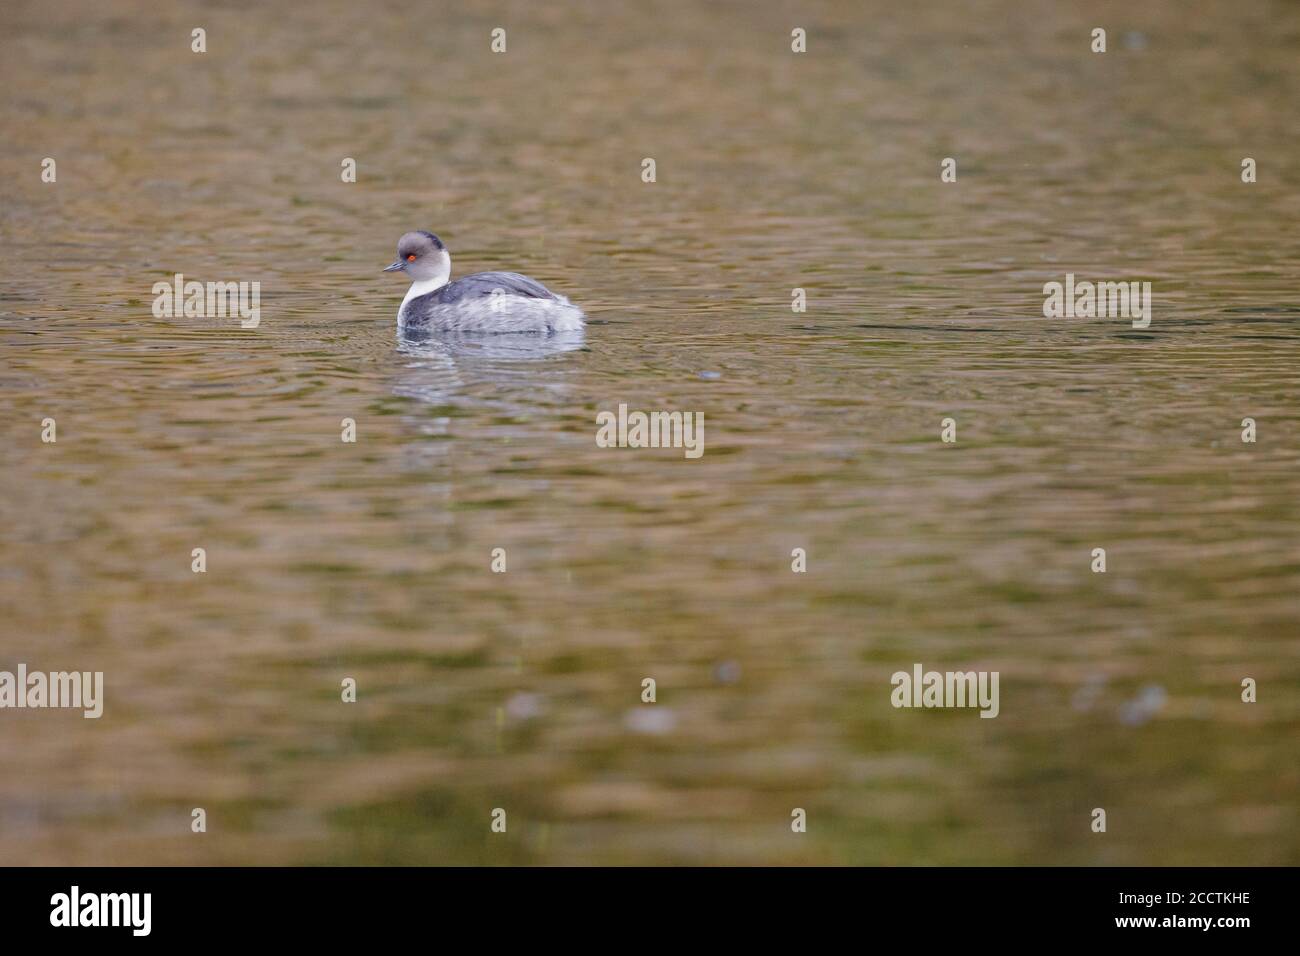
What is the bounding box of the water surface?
[1,0,1297,864]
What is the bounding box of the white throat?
[400,252,452,313]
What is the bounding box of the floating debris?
[624,706,677,735]
[1119,684,1167,726]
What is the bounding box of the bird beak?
[383,260,406,273]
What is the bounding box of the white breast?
[397,252,452,326]
[400,276,449,313]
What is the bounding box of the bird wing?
[437,272,557,303]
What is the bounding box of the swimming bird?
[383,231,585,334]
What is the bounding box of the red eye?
[406,254,417,261]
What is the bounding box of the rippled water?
[1,0,1298,864]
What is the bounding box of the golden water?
[1,0,1297,863]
